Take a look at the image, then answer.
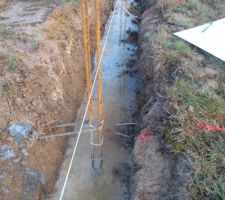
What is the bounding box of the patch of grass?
[0,24,6,36]
[150,0,225,199]
[184,91,225,121]
[168,78,225,199]
[176,17,190,28]
[170,79,194,103]
[0,84,10,97]
[185,0,199,11]
[167,40,192,57]
[217,79,225,98]
[170,79,225,123]
[149,25,193,66]
[0,0,6,7]
[31,40,40,51]
[4,56,18,72]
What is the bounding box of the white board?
[174,18,225,62]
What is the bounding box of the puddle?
[49,1,140,199]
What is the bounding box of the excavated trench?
[49,1,141,199]
[0,0,142,199]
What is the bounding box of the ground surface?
[131,0,225,199]
[1,0,225,199]
[0,0,112,199]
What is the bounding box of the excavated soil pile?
[0,0,112,199]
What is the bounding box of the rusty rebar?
[81,0,93,120]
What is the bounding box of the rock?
[0,144,16,161]
[23,169,46,200]
[13,157,21,163]
[0,187,10,194]
[32,99,44,109]
[207,79,218,89]
[15,97,23,106]
[21,148,29,156]
[7,123,37,145]
[205,67,219,76]
[0,171,5,179]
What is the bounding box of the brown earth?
[0,0,112,199]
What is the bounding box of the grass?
[148,0,225,199]
[4,55,18,72]
[148,26,193,66]
[31,40,40,51]
[168,80,225,199]
[0,24,6,36]
[0,0,6,7]
[0,84,10,97]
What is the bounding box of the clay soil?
[0,0,112,199]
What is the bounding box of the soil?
[0,0,112,199]
[130,1,189,200]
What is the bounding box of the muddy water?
[49,1,140,199]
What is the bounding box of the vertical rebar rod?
[81,0,94,165]
[95,0,104,168]
[81,0,93,121]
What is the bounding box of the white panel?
[174,18,225,62]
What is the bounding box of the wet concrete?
[49,1,140,199]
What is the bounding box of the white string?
[59,1,119,199]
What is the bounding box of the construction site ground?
[1,0,225,200]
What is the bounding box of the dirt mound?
[0,0,112,199]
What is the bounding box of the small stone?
[0,144,16,161]
[0,187,10,194]
[32,100,43,109]
[205,68,219,76]
[207,79,218,89]
[13,157,21,163]
[8,123,32,144]
[15,97,23,106]
[188,105,194,112]
[15,76,23,83]
[21,148,29,156]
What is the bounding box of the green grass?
[152,2,225,198]
[31,40,40,51]
[168,79,225,199]
[0,0,6,6]
[0,24,6,36]
[148,25,193,66]
[148,0,225,197]
[4,55,18,72]
[0,84,10,96]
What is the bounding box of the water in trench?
[49,1,140,199]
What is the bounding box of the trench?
[49,1,140,199]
